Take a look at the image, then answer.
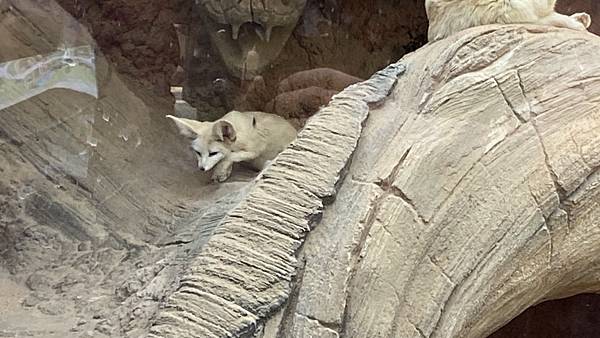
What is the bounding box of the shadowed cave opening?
[490,294,600,338]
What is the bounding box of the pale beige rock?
[0,3,255,336]
[150,25,600,338]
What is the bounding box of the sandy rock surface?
[0,2,254,337]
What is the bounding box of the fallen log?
[150,24,600,338]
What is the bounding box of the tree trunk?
[149,25,600,337]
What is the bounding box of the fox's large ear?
[213,120,236,143]
[166,115,199,139]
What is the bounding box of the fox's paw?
[211,171,230,182]
[571,12,592,29]
[212,166,232,183]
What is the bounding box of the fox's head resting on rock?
[166,115,236,171]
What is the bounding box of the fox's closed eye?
[209,152,218,157]
[194,150,202,156]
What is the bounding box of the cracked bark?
[147,25,600,338]
[148,58,405,337]
[255,25,600,338]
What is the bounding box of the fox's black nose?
[198,166,204,171]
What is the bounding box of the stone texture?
[0,3,252,337]
[56,0,191,96]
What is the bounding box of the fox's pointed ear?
[166,115,199,139]
[213,121,236,143]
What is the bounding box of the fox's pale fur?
[167,111,297,182]
[426,0,592,41]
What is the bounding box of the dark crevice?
[493,77,527,124]
[531,119,568,202]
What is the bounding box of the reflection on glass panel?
[0,45,97,111]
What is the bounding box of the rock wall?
[56,0,192,96]
[54,0,429,107]
[52,0,599,117]
[0,2,252,337]
[183,0,429,119]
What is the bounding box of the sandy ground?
[0,50,256,337]
[0,267,78,337]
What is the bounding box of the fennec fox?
[426,0,592,41]
[167,111,297,182]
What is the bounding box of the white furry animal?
[167,111,297,182]
[426,0,592,41]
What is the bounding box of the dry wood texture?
[147,61,406,338]
[150,25,600,338]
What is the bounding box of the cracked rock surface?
[0,3,253,337]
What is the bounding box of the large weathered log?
[147,58,406,338]
[149,25,600,337]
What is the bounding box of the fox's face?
[166,115,237,171]
[190,136,228,171]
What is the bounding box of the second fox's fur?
[426,0,592,41]
[167,111,297,182]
